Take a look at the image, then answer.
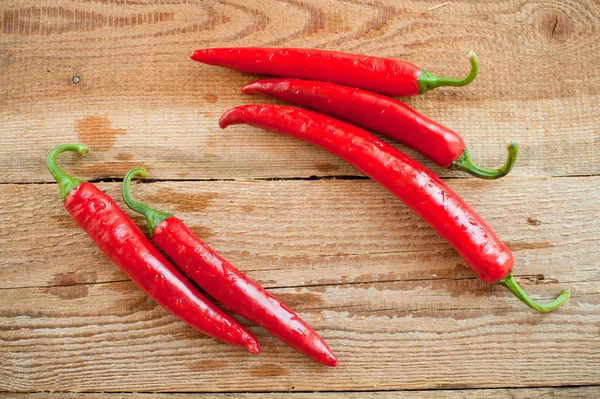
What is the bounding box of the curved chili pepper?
[46,144,260,354]
[219,106,570,312]
[121,168,337,366]
[242,78,517,179]
[190,47,479,96]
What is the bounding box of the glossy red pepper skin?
[242,79,465,168]
[191,47,422,96]
[151,216,337,366]
[64,182,260,353]
[220,105,512,284]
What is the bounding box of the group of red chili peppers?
[48,47,570,367]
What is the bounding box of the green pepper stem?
[451,140,518,179]
[418,51,479,94]
[122,167,172,235]
[499,271,570,312]
[46,144,89,200]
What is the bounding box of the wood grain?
[2,274,599,392]
[0,0,599,183]
[2,177,598,290]
[1,387,599,398]
[1,178,598,392]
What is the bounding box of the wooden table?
[1,1,599,397]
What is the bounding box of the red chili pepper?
[46,144,260,354]
[242,78,518,179]
[121,169,337,366]
[190,47,479,96]
[219,106,570,312]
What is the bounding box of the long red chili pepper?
[219,106,570,312]
[190,47,479,96]
[121,169,337,366]
[46,144,260,353]
[242,78,518,179]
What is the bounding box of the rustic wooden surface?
[1,387,599,399]
[1,0,599,397]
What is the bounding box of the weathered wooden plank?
[2,274,599,392]
[1,0,598,182]
[1,178,598,392]
[1,387,599,398]
[1,177,597,291]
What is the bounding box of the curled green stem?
[418,51,479,94]
[451,140,518,179]
[499,271,570,312]
[46,144,90,200]
[122,167,172,235]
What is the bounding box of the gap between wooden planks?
[1,387,599,398]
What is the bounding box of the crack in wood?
[3,274,590,293]
[2,384,598,394]
[3,173,600,185]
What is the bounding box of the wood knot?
[536,10,572,43]
[527,217,542,226]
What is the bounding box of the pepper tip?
[218,108,237,129]
[246,340,261,355]
[324,353,338,367]
[316,344,338,367]
[189,49,201,61]
[241,81,260,95]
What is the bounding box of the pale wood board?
[1,0,599,396]
[1,387,600,398]
[1,179,599,392]
[2,178,599,291]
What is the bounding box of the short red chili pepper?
[190,47,479,96]
[242,78,518,179]
[46,144,260,354]
[219,105,570,312]
[121,168,337,367]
